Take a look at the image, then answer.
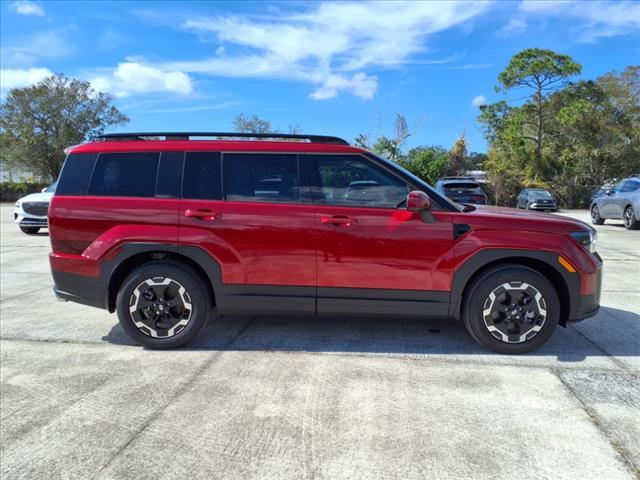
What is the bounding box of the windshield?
[529,189,552,198]
[366,152,464,212]
[44,181,58,193]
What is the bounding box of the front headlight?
[571,230,597,253]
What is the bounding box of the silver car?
[590,176,640,230]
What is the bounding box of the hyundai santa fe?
[48,132,602,354]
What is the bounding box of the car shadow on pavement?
[102,306,639,361]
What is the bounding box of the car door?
[516,190,526,208]
[306,154,454,317]
[601,181,625,217]
[179,151,316,315]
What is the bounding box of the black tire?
[623,206,639,230]
[591,204,604,225]
[116,261,211,349]
[20,226,40,234]
[462,265,559,354]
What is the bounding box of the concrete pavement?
[1,205,638,479]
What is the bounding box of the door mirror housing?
[605,188,613,196]
[406,191,435,223]
[406,191,431,212]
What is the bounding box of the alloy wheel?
[624,207,634,228]
[482,282,547,343]
[128,277,192,338]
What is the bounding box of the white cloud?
[471,95,487,107]
[9,1,45,16]
[166,1,491,100]
[520,0,640,42]
[215,46,225,56]
[90,62,193,97]
[311,73,378,100]
[1,30,73,67]
[496,18,527,38]
[0,67,52,92]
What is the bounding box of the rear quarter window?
[55,153,98,195]
[88,152,160,197]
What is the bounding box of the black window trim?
[154,150,185,199]
[221,151,303,205]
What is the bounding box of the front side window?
[308,155,409,208]
[621,180,640,193]
[223,153,300,203]
[88,152,159,197]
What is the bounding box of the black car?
[516,188,557,211]
[434,177,488,205]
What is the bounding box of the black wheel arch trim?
[448,248,581,325]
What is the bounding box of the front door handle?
[320,215,355,226]
[184,209,219,221]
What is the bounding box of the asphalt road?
[1,204,638,480]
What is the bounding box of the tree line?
[1,49,637,208]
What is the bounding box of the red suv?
[49,132,602,353]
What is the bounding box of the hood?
[465,205,592,234]
[17,191,54,203]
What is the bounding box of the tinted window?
[155,151,184,198]
[224,153,299,203]
[309,155,408,208]
[182,152,222,200]
[621,180,640,193]
[88,152,159,197]
[56,153,97,195]
[444,182,482,194]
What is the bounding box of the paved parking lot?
[1,204,638,479]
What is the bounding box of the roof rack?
[98,132,350,145]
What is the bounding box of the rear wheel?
[19,226,40,234]
[623,206,639,230]
[116,261,211,349]
[462,265,559,354]
[591,205,604,225]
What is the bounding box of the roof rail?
[98,132,350,145]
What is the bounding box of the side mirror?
[606,188,613,196]
[41,187,47,193]
[406,191,435,223]
[407,190,431,211]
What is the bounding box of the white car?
[13,182,56,234]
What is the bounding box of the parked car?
[590,175,640,230]
[434,177,488,205]
[49,132,602,354]
[516,188,557,212]
[13,181,57,234]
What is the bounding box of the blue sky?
[1,1,639,153]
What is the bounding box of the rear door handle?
[320,215,355,226]
[184,209,219,221]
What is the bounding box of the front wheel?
[462,265,559,354]
[623,206,639,230]
[19,226,40,234]
[591,205,604,225]
[115,261,211,349]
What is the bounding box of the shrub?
[0,181,50,202]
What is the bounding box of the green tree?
[447,133,468,175]
[1,74,128,180]
[232,113,273,133]
[496,48,581,165]
[399,146,448,185]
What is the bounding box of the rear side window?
[88,152,160,197]
[56,153,97,195]
[621,180,640,193]
[223,153,300,203]
[182,152,222,200]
